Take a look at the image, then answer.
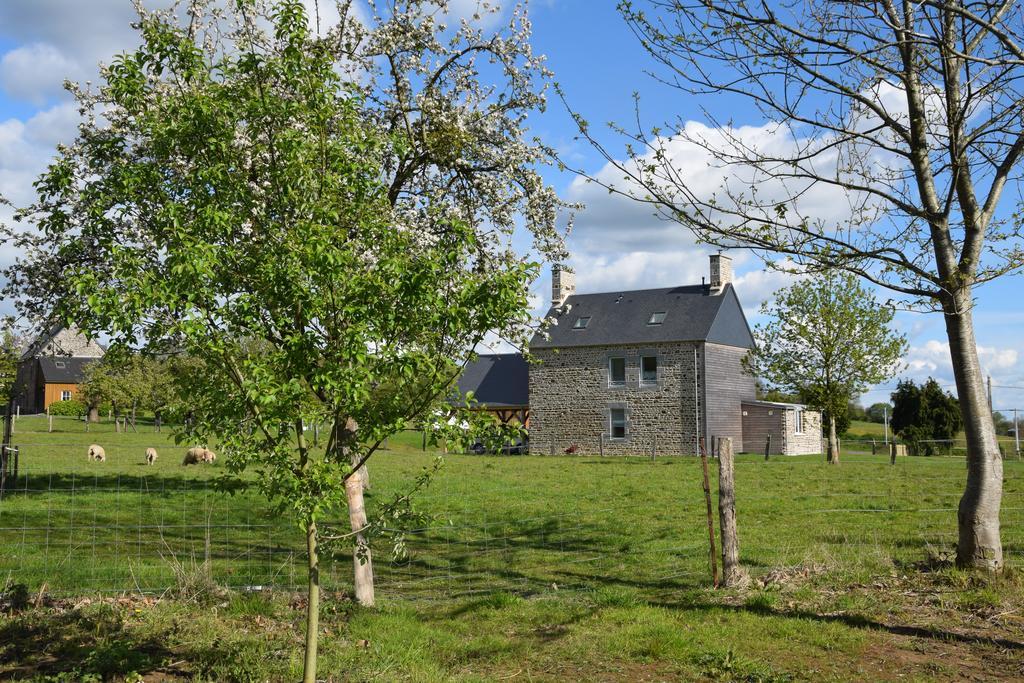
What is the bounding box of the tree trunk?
[827,414,840,464]
[302,519,320,683]
[946,299,1003,570]
[87,405,99,423]
[717,437,748,587]
[346,469,375,605]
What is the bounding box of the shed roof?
[455,353,529,408]
[38,356,97,384]
[741,399,808,410]
[530,283,754,349]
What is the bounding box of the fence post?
[764,434,771,461]
[550,439,555,456]
[890,442,896,465]
[48,414,53,432]
[599,435,604,458]
[871,439,876,455]
[717,437,747,587]
[699,437,719,588]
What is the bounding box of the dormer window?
[573,316,591,329]
[54,360,66,369]
[648,312,667,325]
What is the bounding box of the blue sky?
[0,1,1022,414]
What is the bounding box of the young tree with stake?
[747,271,907,464]
[570,0,1024,570]
[0,2,564,680]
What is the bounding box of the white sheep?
[145,448,158,465]
[183,447,216,465]
[87,444,106,462]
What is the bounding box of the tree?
[746,271,906,464]
[571,1,1024,570]
[0,2,561,681]
[0,329,20,405]
[867,402,892,424]
[993,411,1013,436]
[891,378,963,454]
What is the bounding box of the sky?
[0,0,1023,416]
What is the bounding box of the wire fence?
[1,429,1023,601]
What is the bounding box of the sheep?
[183,447,216,465]
[87,444,106,462]
[145,448,158,465]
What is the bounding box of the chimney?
[551,264,576,306]
[709,252,732,291]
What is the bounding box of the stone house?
[13,325,105,413]
[462,255,821,456]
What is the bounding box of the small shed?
[740,400,822,455]
[455,353,530,425]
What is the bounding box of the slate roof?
[455,353,529,408]
[530,283,754,349]
[37,357,97,384]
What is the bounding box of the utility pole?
[883,406,889,445]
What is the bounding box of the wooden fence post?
[890,442,897,465]
[699,437,719,588]
[717,437,747,587]
[764,434,771,461]
[599,435,603,458]
[48,414,53,432]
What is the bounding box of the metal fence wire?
[0,435,1021,600]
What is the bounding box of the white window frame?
[793,408,804,434]
[60,390,72,401]
[608,356,626,386]
[573,316,591,329]
[609,407,627,439]
[640,355,658,385]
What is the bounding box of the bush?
[48,398,86,416]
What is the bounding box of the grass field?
[1,415,1023,680]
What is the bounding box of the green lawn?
[1,416,1023,681]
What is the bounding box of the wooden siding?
[702,343,757,452]
[741,403,787,455]
[44,383,79,409]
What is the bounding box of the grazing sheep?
[183,447,216,465]
[87,444,106,462]
[145,448,158,465]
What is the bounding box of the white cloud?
[0,43,83,105]
[905,339,1018,379]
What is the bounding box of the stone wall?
[528,341,702,456]
[785,409,823,455]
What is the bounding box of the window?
[647,311,667,325]
[573,316,591,329]
[610,408,627,439]
[608,357,626,385]
[794,408,804,434]
[640,355,658,384]
[60,390,72,401]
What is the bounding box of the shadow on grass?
[0,607,184,680]
[731,600,1024,651]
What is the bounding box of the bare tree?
[568,1,1024,570]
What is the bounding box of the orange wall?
[44,383,79,409]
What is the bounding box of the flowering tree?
[0,1,564,680]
